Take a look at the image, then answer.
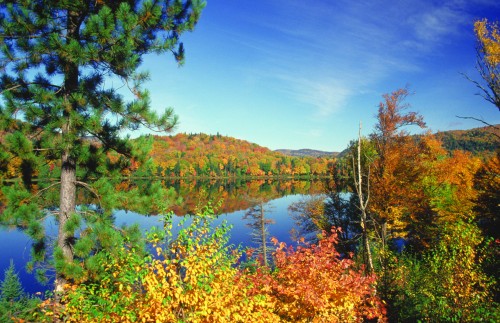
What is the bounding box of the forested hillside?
[435,125,499,156]
[144,133,335,177]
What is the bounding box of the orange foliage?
[6,156,22,178]
[369,89,483,246]
[369,88,427,236]
[474,151,500,238]
[57,212,386,322]
[135,237,277,322]
[146,133,334,178]
[243,231,387,322]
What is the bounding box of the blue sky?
[139,0,500,152]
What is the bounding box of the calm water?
[0,192,312,294]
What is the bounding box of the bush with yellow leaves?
[60,203,278,322]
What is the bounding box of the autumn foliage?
[389,221,498,322]
[243,231,386,322]
[145,133,334,178]
[39,206,386,322]
[473,18,500,111]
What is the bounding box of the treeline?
[139,133,335,178]
[3,127,497,182]
[0,132,335,182]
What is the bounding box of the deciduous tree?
[473,19,500,111]
[369,88,426,239]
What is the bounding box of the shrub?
[243,231,387,322]
[392,221,499,322]
[60,204,277,322]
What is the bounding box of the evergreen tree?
[0,260,40,322]
[0,260,23,302]
[0,0,205,292]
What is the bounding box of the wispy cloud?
[407,4,468,43]
[218,0,497,119]
[275,75,353,118]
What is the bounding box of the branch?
[364,164,371,209]
[33,148,58,152]
[461,72,498,107]
[75,181,101,204]
[0,84,22,94]
[351,156,360,195]
[33,181,61,198]
[455,115,500,140]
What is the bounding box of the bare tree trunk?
[354,122,374,274]
[260,201,268,267]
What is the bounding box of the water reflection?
[152,178,327,215]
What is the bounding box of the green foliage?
[434,126,499,157]
[0,260,40,322]
[390,221,499,322]
[0,260,23,302]
[59,203,264,322]
[38,203,388,322]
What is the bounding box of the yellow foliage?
[58,207,386,322]
[475,19,500,67]
[6,156,22,178]
[136,239,278,323]
[61,210,278,323]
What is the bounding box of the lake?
[0,179,327,294]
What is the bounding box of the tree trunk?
[360,210,374,274]
[260,202,268,267]
[55,9,80,293]
[55,150,76,293]
[355,122,374,274]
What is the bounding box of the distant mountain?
[275,149,339,158]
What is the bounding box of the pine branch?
[33,181,61,198]
[0,84,21,94]
[75,181,101,204]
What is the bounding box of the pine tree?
[0,260,24,303]
[0,260,40,322]
[0,0,205,292]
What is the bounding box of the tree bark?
[55,9,80,294]
[55,150,76,293]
